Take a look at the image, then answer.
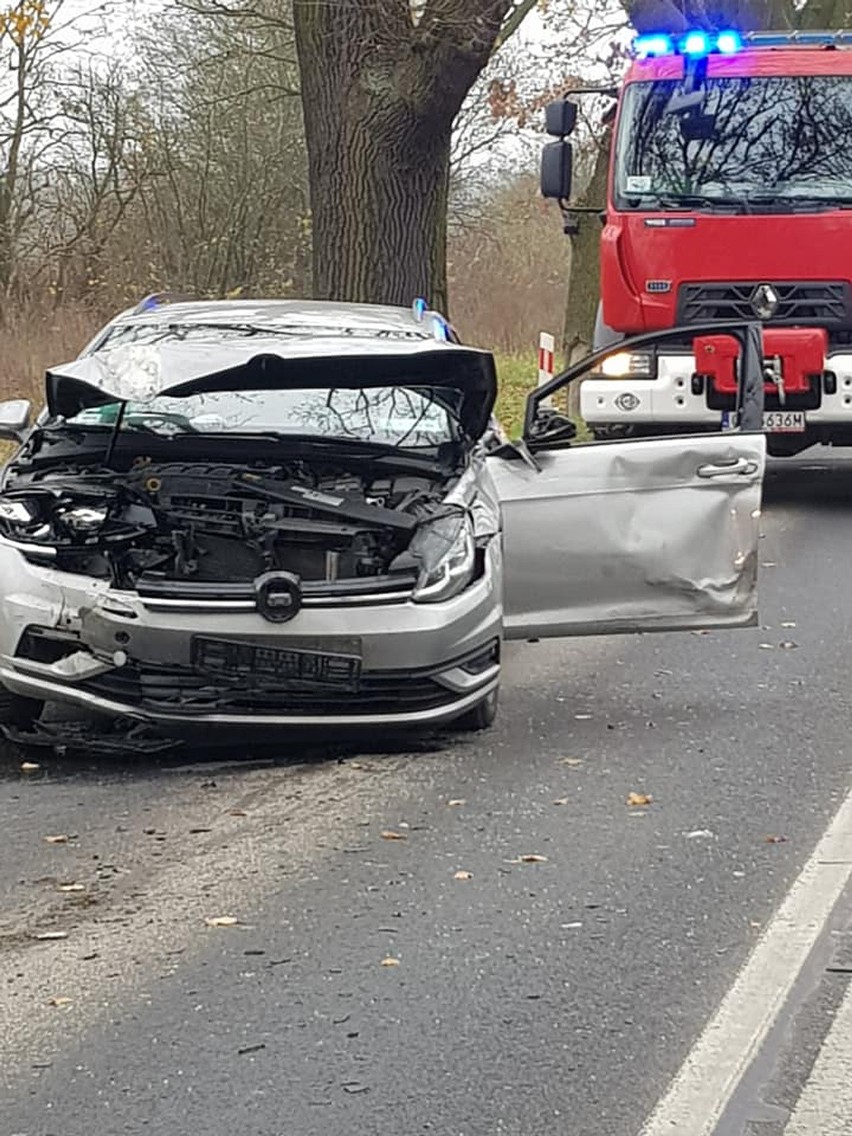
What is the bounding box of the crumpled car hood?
[44,336,498,441]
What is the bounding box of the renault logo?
[751,283,780,320]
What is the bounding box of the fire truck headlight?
[599,351,656,379]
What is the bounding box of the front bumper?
[0,542,502,729]
[581,352,852,428]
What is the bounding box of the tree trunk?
[293,0,510,311]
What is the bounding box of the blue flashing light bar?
[412,296,428,320]
[634,28,852,57]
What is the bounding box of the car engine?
[0,458,452,588]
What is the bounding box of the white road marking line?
[640,787,852,1136]
[783,983,852,1134]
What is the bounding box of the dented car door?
[489,322,767,641]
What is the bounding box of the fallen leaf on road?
[44,835,68,844]
[20,761,40,772]
[380,957,400,967]
[519,854,548,863]
[205,916,239,928]
[553,798,570,806]
[447,799,466,807]
[380,830,407,841]
[58,884,85,893]
[627,792,653,807]
[454,870,473,880]
[48,996,72,1007]
[764,835,788,844]
[34,931,68,941]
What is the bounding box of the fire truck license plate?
[763,411,805,433]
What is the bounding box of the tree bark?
[293,0,512,311]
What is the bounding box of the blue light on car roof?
[680,29,711,55]
[412,297,428,321]
[716,29,742,54]
[633,33,674,58]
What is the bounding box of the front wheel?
[452,688,499,733]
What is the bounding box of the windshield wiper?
[745,193,852,213]
[173,431,449,472]
[634,192,750,214]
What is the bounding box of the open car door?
[487,322,767,640]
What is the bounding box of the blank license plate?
[763,411,805,433]
[192,637,362,690]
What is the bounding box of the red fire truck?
[541,28,852,455]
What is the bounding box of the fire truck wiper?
[745,193,852,213]
[631,192,750,214]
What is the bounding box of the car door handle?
[697,458,759,479]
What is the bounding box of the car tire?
[0,687,44,729]
[453,688,499,732]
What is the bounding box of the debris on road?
[205,915,240,928]
[33,931,69,941]
[380,830,407,841]
[627,792,653,807]
[20,761,40,772]
[44,834,69,844]
[47,996,72,1008]
[380,957,400,967]
[764,834,788,844]
[553,798,570,806]
[685,829,715,840]
[454,870,473,880]
[447,799,466,807]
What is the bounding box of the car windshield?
[615,75,852,209]
[62,386,459,449]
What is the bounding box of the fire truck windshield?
[615,74,852,211]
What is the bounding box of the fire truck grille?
[677,281,851,326]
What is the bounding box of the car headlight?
[599,351,655,378]
[0,498,38,525]
[411,513,476,604]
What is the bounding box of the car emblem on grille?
[615,392,640,412]
[751,283,780,320]
[255,570,302,623]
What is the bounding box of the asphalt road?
[2,451,852,1136]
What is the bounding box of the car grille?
[677,281,851,326]
[79,642,499,718]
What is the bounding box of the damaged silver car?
[0,298,766,754]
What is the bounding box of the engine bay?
[0,456,455,589]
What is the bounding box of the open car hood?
[45,337,498,441]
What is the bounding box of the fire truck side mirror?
[541,140,573,201]
[545,99,578,137]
